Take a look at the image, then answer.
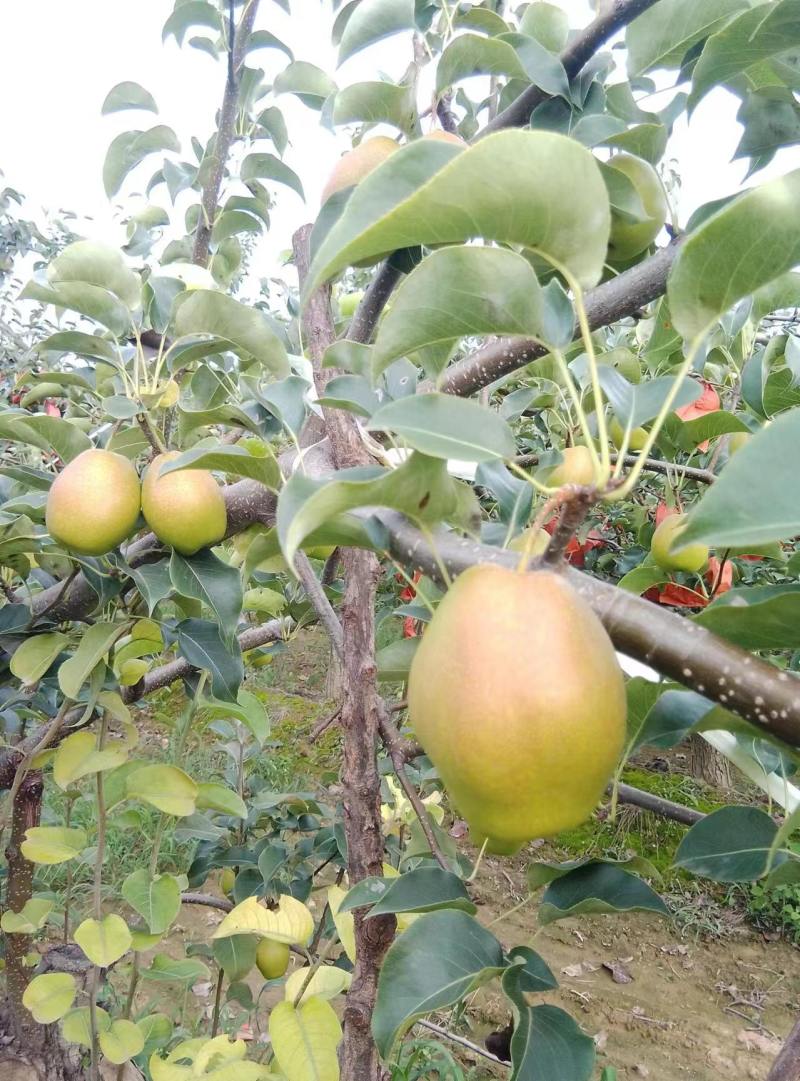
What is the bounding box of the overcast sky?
[2,0,798,277]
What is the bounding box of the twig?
[27,568,78,625]
[0,699,73,830]
[413,1018,506,1066]
[293,551,344,658]
[542,489,598,567]
[379,707,449,871]
[181,892,233,913]
[613,782,705,826]
[309,706,342,741]
[481,0,661,135]
[136,413,164,456]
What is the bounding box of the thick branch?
[346,260,404,346]
[441,241,680,397]
[377,512,800,749]
[480,0,661,135]
[192,0,261,266]
[614,782,705,825]
[768,1018,800,1081]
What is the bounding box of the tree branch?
[192,0,261,266]
[376,511,800,749]
[441,241,680,397]
[614,782,705,825]
[480,0,661,135]
[768,1018,800,1081]
[516,451,717,485]
[346,259,404,346]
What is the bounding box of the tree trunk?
[687,735,732,790]
[769,1018,800,1081]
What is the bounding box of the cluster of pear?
[45,448,227,557]
[408,565,627,855]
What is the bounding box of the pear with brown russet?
[46,449,141,556]
[321,136,398,204]
[408,564,626,854]
[142,451,227,556]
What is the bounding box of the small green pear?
[142,452,227,556]
[255,938,290,980]
[220,869,235,896]
[728,431,751,456]
[408,565,626,854]
[609,417,649,452]
[547,445,596,487]
[650,514,708,573]
[607,154,668,262]
[46,449,141,555]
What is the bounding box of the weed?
[746,881,800,942]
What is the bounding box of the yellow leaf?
[20,826,86,864]
[99,1018,145,1064]
[53,730,128,789]
[61,1005,110,1047]
[213,895,313,947]
[23,973,76,1023]
[150,1034,275,1080]
[284,966,352,1005]
[327,885,355,964]
[126,764,198,817]
[1,898,53,934]
[74,914,132,966]
[269,997,341,1081]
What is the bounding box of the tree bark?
[769,1018,800,1081]
[687,735,733,790]
[293,224,395,1081]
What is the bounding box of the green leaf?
[538,863,668,925]
[98,1019,145,1065]
[274,61,337,109]
[367,393,516,462]
[38,329,119,363]
[626,0,748,76]
[674,806,780,882]
[503,996,595,1081]
[49,240,141,309]
[436,33,528,90]
[10,632,68,684]
[162,1,221,45]
[20,277,131,337]
[21,826,87,865]
[169,550,243,645]
[668,169,800,341]
[693,584,800,649]
[519,3,569,51]
[196,781,248,819]
[74,913,132,966]
[158,443,280,491]
[317,374,380,417]
[338,0,414,64]
[198,688,270,744]
[102,81,158,115]
[53,730,129,789]
[332,81,416,133]
[176,618,244,702]
[0,412,93,463]
[306,130,610,295]
[241,153,304,200]
[126,763,199,817]
[23,973,76,1024]
[104,125,180,198]
[605,123,669,165]
[372,910,506,1057]
[270,997,342,1081]
[679,410,800,548]
[376,636,419,682]
[504,945,558,994]
[341,869,476,918]
[121,869,182,934]
[276,452,465,568]
[172,290,288,376]
[690,1,800,109]
[1,898,54,934]
[140,953,211,983]
[213,934,257,982]
[256,106,289,155]
[372,247,549,377]
[61,1006,110,1047]
[58,621,128,699]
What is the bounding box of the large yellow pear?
[321,136,398,204]
[255,938,290,980]
[46,449,141,556]
[142,452,227,556]
[606,154,668,262]
[650,514,708,573]
[547,445,596,487]
[407,565,626,854]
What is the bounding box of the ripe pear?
[424,130,466,146]
[46,449,141,555]
[321,136,398,204]
[255,938,290,980]
[142,452,227,556]
[609,417,649,452]
[547,445,596,487]
[407,565,626,854]
[606,154,668,262]
[650,514,708,573]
